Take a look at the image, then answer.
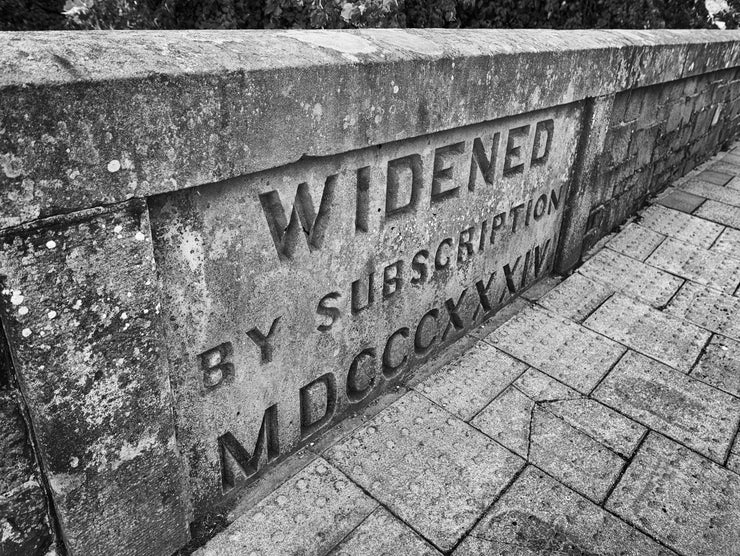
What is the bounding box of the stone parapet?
[1,30,739,555]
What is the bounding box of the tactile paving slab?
[638,204,724,248]
[606,223,665,261]
[692,335,740,398]
[584,294,710,372]
[324,391,524,551]
[646,238,740,295]
[665,281,740,340]
[578,249,683,307]
[695,200,740,229]
[710,227,740,257]
[593,351,740,463]
[537,273,613,322]
[680,179,740,206]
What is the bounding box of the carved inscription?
[149,103,582,513]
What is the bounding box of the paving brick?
[537,273,613,322]
[471,385,533,457]
[593,351,740,463]
[709,226,740,256]
[691,335,740,397]
[693,170,734,185]
[729,452,740,474]
[606,433,740,556]
[728,176,740,191]
[485,306,626,393]
[324,392,523,551]
[584,294,709,372]
[708,162,740,177]
[606,223,665,261]
[415,341,527,421]
[695,199,740,229]
[195,458,377,556]
[665,281,740,340]
[328,507,441,556]
[512,367,582,401]
[680,179,740,207]
[577,249,683,307]
[454,466,676,556]
[638,204,724,248]
[646,237,740,295]
[655,188,707,213]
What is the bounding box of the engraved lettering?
[300,373,337,438]
[383,260,404,298]
[531,119,554,165]
[468,133,500,190]
[200,342,234,390]
[355,166,371,233]
[435,237,454,270]
[534,238,552,277]
[347,349,377,402]
[414,309,439,355]
[509,203,525,233]
[503,256,522,294]
[457,226,475,263]
[386,154,423,217]
[383,327,409,378]
[443,289,468,340]
[504,124,530,176]
[431,141,465,202]
[351,272,374,314]
[246,317,281,364]
[411,250,429,285]
[473,271,497,320]
[316,292,341,332]
[489,212,506,245]
[549,185,562,215]
[533,194,548,220]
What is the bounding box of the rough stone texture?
[680,178,740,206]
[415,341,527,420]
[455,466,676,556]
[607,433,740,556]
[0,201,188,555]
[655,188,706,213]
[578,249,683,306]
[3,31,740,230]
[584,293,710,372]
[638,204,723,248]
[196,458,377,556]
[0,391,52,556]
[695,199,740,228]
[646,237,740,295]
[151,103,578,515]
[665,281,740,340]
[324,392,524,551]
[328,507,442,556]
[605,222,665,261]
[537,272,613,322]
[593,351,740,463]
[485,305,626,393]
[710,226,740,256]
[692,335,740,397]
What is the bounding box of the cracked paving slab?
[453,466,677,556]
[577,248,684,307]
[665,281,740,341]
[195,458,376,556]
[592,350,740,464]
[485,305,626,393]
[607,433,740,556]
[584,293,710,372]
[323,391,524,552]
[691,335,740,398]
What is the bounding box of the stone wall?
[1,29,740,556]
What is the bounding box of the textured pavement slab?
[606,222,665,261]
[646,237,740,295]
[680,179,740,206]
[665,281,740,340]
[455,466,676,556]
[485,305,626,393]
[328,508,442,556]
[607,433,740,556]
[693,169,734,185]
[593,351,740,463]
[195,458,376,556]
[415,341,527,420]
[695,199,740,229]
[324,391,524,551]
[537,272,613,321]
[584,294,710,372]
[655,187,706,214]
[577,248,684,306]
[692,335,740,397]
[638,204,724,248]
[710,226,740,256]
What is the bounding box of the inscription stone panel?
[149,104,581,514]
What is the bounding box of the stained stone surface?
[692,170,734,185]
[328,508,442,556]
[537,273,613,321]
[456,466,676,556]
[471,386,534,456]
[680,179,740,207]
[415,341,527,420]
[584,294,710,372]
[646,237,740,295]
[324,391,524,551]
[593,351,740,463]
[695,199,740,229]
[485,305,626,393]
[607,433,740,556]
[655,188,706,214]
[606,223,665,261]
[638,204,723,248]
[692,335,740,397]
[665,281,740,340]
[577,249,683,306]
[195,458,377,556]
[710,226,740,256]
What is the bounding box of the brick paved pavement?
[196,145,740,556]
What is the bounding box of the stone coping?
[1,30,740,228]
